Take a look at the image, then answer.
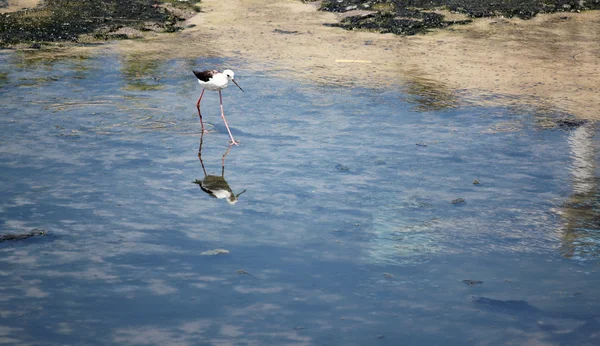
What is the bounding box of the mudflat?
[179,0,600,119]
[3,0,599,119]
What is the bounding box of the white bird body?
[194,69,242,91]
[198,72,230,91]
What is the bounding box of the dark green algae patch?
[0,0,201,48]
[316,0,600,35]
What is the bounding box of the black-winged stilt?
[193,69,244,145]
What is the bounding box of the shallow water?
[1,51,599,345]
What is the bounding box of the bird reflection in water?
[193,132,246,204]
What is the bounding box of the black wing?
[193,70,217,82]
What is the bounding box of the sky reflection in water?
[0,52,599,345]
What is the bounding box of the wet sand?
[169,0,598,120]
[7,0,600,119]
[0,0,40,14]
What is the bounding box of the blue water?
[1,51,599,345]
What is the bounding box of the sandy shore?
[11,0,599,120]
[176,0,599,120]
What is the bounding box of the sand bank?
[13,0,598,119]
[173,0,599,119]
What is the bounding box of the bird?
[193,69,244,145]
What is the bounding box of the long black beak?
[232,79,244,92]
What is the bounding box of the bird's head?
[223,69,244,92]
[223,69,235,80]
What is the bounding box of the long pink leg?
[196,89,205,133]
[219,90,239,146]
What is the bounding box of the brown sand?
[46,0,600,119]
[0,0,40,13]
[180,0,600,119]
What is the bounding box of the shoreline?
[181,0,600,120]
[4,0,600,120]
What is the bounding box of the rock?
[556,118,587,129]
[235,269,259,279]
[273,29,300,34]
[335,163,350,172]
[106,27,144,39]
[452,198,466,204]
[318,0,600,36]
[463,279,483,285]
[0,229,46,242]
[0,0,200,47]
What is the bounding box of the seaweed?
[320,0,600,35]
